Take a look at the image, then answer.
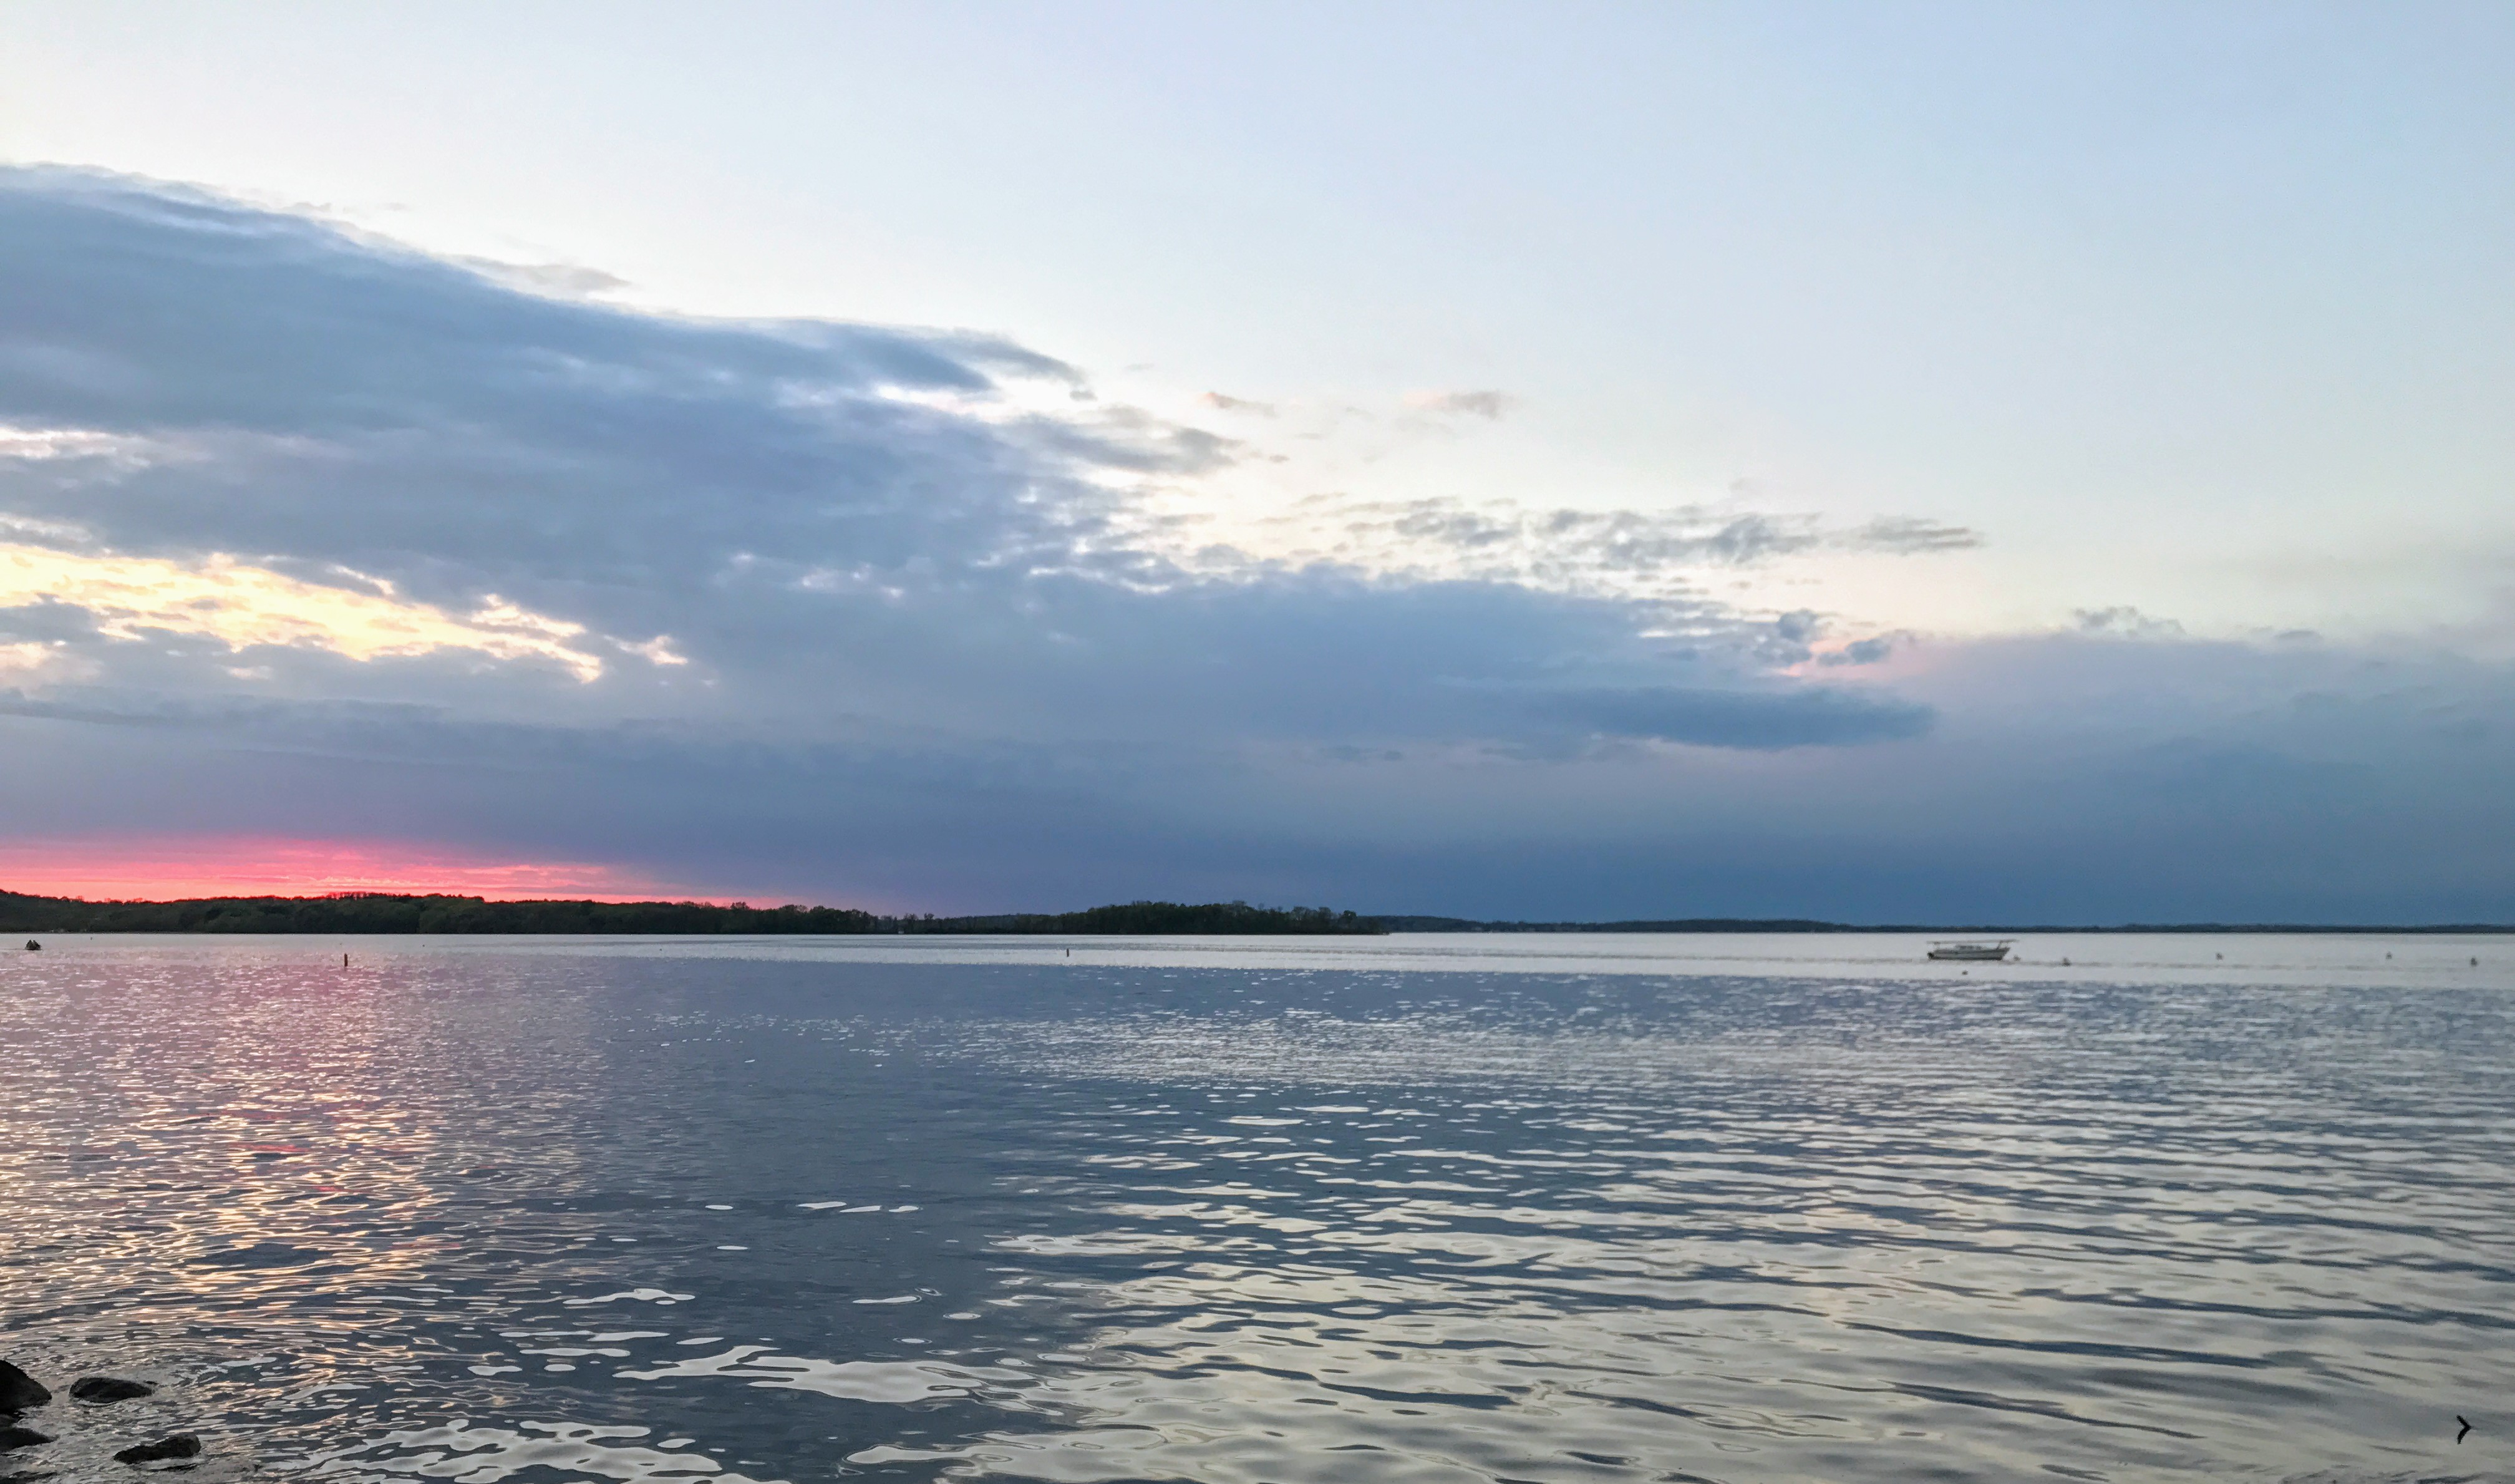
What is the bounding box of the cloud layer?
[1,167,2509,921]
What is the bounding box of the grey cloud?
[0,168,1906,761]
[6,169,2502,921]
[1819,635,1898,667]
[460,258,634,299]
[1774,609,1824,643]
[3,624,2511,921]
[0,599,116,646]
[1845,516,1982,553]
[1405,389,1514,420]
[0,172,1054,439]
[1319,497,1823,584]
[1198,391,1276,416]
[2075,606,2186,639]
[1546,684,1934,750]
[1306,498,1982,595]
[0,178,1110,628]
[1382,505,1519,550]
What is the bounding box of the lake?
[2,933,2509,1483]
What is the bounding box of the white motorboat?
[1927,939,2013,961]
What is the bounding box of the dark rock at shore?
[69,1378,154,1404]
[0,1363,47,1413]
[113,1435,199,1466]
[0,1427,51,1452]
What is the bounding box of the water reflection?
[2,941,2511,1483]
[306,1420,775,1484]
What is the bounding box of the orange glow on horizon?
[0,835,744,904]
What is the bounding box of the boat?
[1927,939,2012,961]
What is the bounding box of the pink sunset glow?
[0,837,734,904]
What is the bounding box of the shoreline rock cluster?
[1,1359,200,1472]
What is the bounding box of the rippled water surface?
[4,934,2513,1483]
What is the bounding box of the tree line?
[0,891,1384,936]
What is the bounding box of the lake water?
[3,933,2511,1483]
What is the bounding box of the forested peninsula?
[0,891,1383,936]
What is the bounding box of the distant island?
[0,891,1383,936]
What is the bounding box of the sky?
[0,1,2509,921]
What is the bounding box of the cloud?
[1402,389,1515,420]
[1198,391,1276,416]
[1,623,2509,921]
[1372,498,1814,573]
[0,167,2506,921]
[2074,606,2186,639]
[1774,609,1824,643]
[0,542,614,681]
[1546,684,1933,750]
[1818,635,1898,667]
[0,168,1098,616]
[0,168,1869,742]
[1220,496,1967,603]
[1844,516,1983,554]
[458,258,634,299]
[0,640,67,677]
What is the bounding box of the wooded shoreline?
[4,890,2506,936]
[0,893,1382,936]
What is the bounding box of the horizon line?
[3,887,2510,934]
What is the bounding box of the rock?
[114,1435,200,1466]
[0,1427,51,1451]
[69,1377,154,1404]
[0,1362,47,1412]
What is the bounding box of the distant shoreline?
[1,890,2507,936]
[1371,917,2515,934]
[0,894,1382,937]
